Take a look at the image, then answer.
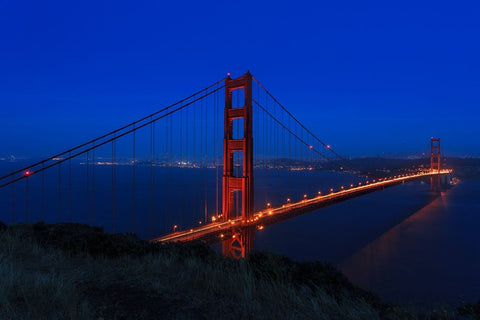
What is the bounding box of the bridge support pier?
[222,227,255,259]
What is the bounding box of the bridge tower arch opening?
[222,72,254,258]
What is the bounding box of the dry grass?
[0,222,465,320]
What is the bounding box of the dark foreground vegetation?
[0,222,478,320]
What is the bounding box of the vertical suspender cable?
[180,107,184,228]
[92,145,95,225]
[295,121,298,188]
[111,136,116,233]
[25,177,28,222]
[199,96,203,222]
[204,92,208,223]
[164,116,168,233]
[132,124,136,233]
[150,118,155,238]
[274,102,277,173]
[58,162,61,222]
[68,153,72,222]
[199,95,204,222]
[153,120,156,237]
[193,93,198,221]
[255,85,259,208]
[288,115,292,199]
[214,88,218,216]
[186,98,190,225]
[262,95,266,203]
[281,105,285,199]
[41,163,45,222]
[171,110,174,229]
[302,129,306,195]
[86,151,89,224]
[114,138,117,231]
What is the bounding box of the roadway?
[150,169,451,244]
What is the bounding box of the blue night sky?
[1,0,479,158]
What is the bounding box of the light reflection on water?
[338,180,480,305]
[255,179,480,305]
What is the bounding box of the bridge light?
[190,229,193,232]
[309,145,313,149]
[341,186,344,190]
[198,221,202,225]
[258,225,264,230]
[286,198,291,203]
[330,188,334,193]
[24,170,33,176]
[220,234,224,238]
[268,210,273,215]
[350,184,353,187]
[326,145,331,149]
[232,235,236,239]
[211,216,216,222]
[318,191,321,195]
[358,182,362,186]
[266,202,271,208]
[173,225,178,232]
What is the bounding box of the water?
[1,161,478,305]
[254,178,480,305]
[339,180,480,305]
[0,162,363,239]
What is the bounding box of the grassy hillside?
[0,222,477,320]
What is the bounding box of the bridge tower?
[222,72,254,258]
[430,138,442,191]
[430,138,441,172]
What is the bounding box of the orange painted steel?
[431,138,441,171]
[221,72,254,257]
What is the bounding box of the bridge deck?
[150,170,451,244]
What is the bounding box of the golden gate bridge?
[0,72,451,258]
